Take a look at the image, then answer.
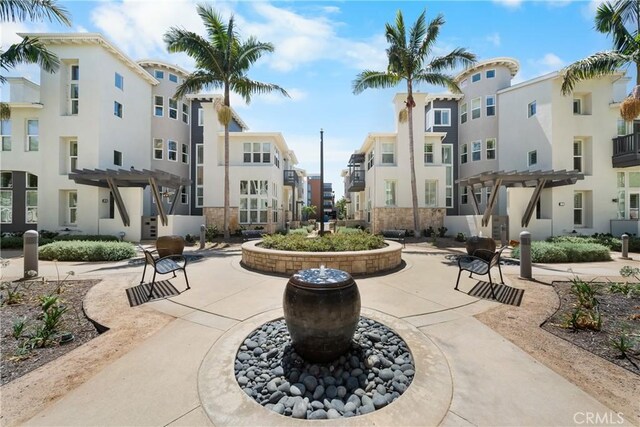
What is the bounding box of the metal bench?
[381,229,406,247]
[241,229,266,242]
[455,246,507,299]
[140,249,190,298]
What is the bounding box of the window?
[115,72,123,90]
[617,119,628,136]
[196,144,204,207]
[169,73,178,83]
[471,98,481,119]
[114,150,122,166]
[70,64,79,115]
[67,191,77,225]
[69,140,78,171]
[424,143,434,164]
[181,143,188,163]
[472,141,482,161]
[198,108,204,126]
[461,144,468,164]
[154,96,164,117]
[460,103,467,124]
[1,172,12,187]
[114,101,123,118]
[460,78,468,88]
[239,180,269,223]
[443,145,453,208]
[471,72,481,83]
[1,120,11,151]
[384,180,396,206]
[0,190,11,223]
[486,138,496,160]
[461,186,468,204]
[528,150,537,166]
[486,95,495,116]
[367,150,374,170]
[573,140,583,172]
[486,187,492,205]
[243,143,271,163]
[169,98,178,119]
[26,174,37,223]
[180,186,188,204]
[273,146,280,168]
[433,109,450,126]
[27,119,38,151]
[486,69,495,78]
[153,138,163,160]
[528,101,536,117]
[168,140,177,161]
[182,103,189,124]
[381,143,395,164]
[154,70,164,79]
[573,192,583,226]
[573,98,581,114]
[474,187,482,204]
[425,180,437,207]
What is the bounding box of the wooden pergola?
[456,170,584,228]
[68,168,191,227]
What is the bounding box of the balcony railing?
[612,133,640,168]
[283,170,298,187]
[347,170,365,192]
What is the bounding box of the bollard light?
[200,224,206,250]
[519,231,532,280]
[621,233,630,259]
[23,230,39,279]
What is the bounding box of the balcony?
[347,170,365,192]
[283,170,298,187]
[612,133,640,168]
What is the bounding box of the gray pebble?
[347,394,361,407]
[238,376,249,386]
[272,403,285,414]
[344,401,357,413]
[327,409,341,419]
[253,347,263,356]
[303,375,318,392]
[313,384,325,400]
[372,393,388,409]
[311,400,324,410]
[269,391,284,404]
[376,384,386,395]
[359,403,375,414]
[379,368,394,381]
[237,352,251,361]
[277,381,290,394]
[290,384,304,396]
[337,385,347,398]
[309,409,328,420]
[361,395,373,407]
[346,376,359,391]
[292,400,307,419]
[331,399,345,412]
[272,366,284,376]
[325,385,337,399]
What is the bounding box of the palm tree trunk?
[406,82,420,237]
[223,86,231,239]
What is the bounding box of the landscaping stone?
[233,317,414,419]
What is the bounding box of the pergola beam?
[106,177,130,226]
[481,179,502,227]
[521,179,546,227]
[149,177,168,226]
[468,185,480,215]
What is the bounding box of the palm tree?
[1,0,71,119]
[353,9,475,236]
[561,0,640,120]
[165,5,288,239]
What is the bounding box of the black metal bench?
[241,230,266,242]
[381,229,406,247]
[140,249,190,298]
[455,246,507,299]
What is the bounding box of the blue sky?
[1,0,624,198]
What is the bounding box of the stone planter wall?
[241,240,403,276]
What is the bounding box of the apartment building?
[345,93,450,233]
[1,32,299,240]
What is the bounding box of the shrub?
[437,226,448,238]
[337,227,366,234]
[1,233,117,249]
[261,232,385,252]
[424,226,435,237]
[512,241,611,263]
[547,233,640,253]
[205,225,219,241]
[53,234,119,242]
[455,232,466,242]
[39,241,136,261]
[288,228,309,236]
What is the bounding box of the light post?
[320,129,324,235]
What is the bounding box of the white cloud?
[259,88,307,105]
[321,6,341,14]
[517,53,566,82]
[492,0,523,9]
[583,0,606,20]
[486,32,501,47]
[538,53,564,70]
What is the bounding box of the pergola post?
[149,177,168,226]
[106,177,130,226]
[521,179,546,227]
[481,179,502,227]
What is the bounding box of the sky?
[1,0,624,199]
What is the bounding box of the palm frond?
[164,28,225,77]
[385,10,406,49]
[560,50,630,95]
[420,13,444,58]
[428,48,476,73]
[595,1,638,54]
[1,0,71,26]
[352,70,400,94]
[408,10,427,54]
[173,70,222,99]
[232,78,289,104]
[236,37,275,70]
[0,36,60,73]
[0,102,11,120]
[413,72,460,93]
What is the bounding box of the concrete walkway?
[0,244,636,426]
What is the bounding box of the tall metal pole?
[320,128,325,235]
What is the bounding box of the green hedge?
[39,241,136,261]
[1,234,119,249]
[547,234,639,253]
[261,232,384,252]
[512,241,611,263]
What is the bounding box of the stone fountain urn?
[283,267,361,363]
[465,235,496,261]
[156,235,185,258]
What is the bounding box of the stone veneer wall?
[241,240,403,276]
[203,207,240,232]
[371,208,445,234]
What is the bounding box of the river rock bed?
[234,317,415,419]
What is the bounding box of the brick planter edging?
[241,240,403,276]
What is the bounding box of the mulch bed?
[543,281,640,375]
[1,279,102,385]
